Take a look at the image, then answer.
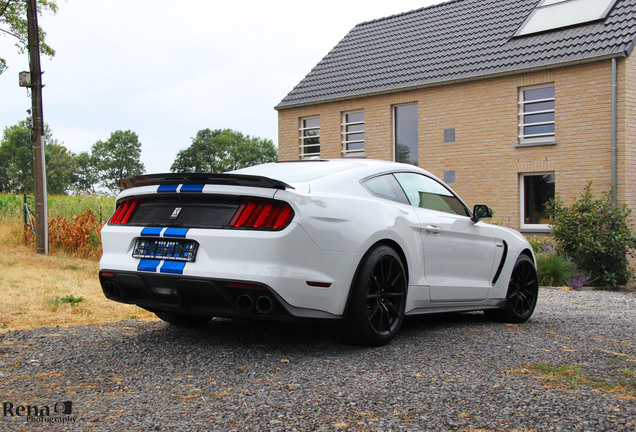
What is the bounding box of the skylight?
[515,0,618,37]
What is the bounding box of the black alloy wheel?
[486,254,538,323]
[344,245,407,346]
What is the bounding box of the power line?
[0,26,24,40]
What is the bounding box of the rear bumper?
[99,271,339,320]
[99,223,362,317]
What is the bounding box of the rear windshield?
[231,161,361,184]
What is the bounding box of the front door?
[394,173,497,302]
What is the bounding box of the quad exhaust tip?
[236,294,254,312]
[255,296,274,314]
[236,294,275,314]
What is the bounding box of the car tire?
[343,245,407,347]
[485,254,538,323]
[155,311,211,326]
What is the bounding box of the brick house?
[275,0,636,233]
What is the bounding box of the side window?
[394,173,469,216]
[363,174,409,205]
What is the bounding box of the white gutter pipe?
[611,58,618,204]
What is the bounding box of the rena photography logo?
[2,400,75,423]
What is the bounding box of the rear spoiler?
[119,173,294,191]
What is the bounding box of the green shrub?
[528,236,551,255]
[546,182,636,288]
[536,251,575,287]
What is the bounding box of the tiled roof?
[276,0,636,109]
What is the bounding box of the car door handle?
[425,225,442,234]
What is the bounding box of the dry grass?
[0,222,156,332]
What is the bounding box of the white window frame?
[341,111,365,157]
[520,172,555,231]
[518,84,555,145]
[299,117,320,159]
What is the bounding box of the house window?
[394,104,418,165]
[342,111,365,157]
[300,117,320,158]
[519,85,555,145]
[520,173,555,230]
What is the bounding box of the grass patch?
[47,294,86,311]
[519,363,636,399]
[57,295,85,307]
[528,363,587,388]
[0,221,156,331]
[618,369,636,397]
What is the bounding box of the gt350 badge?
[170,207,182,220]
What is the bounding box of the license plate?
[133,238,198,262]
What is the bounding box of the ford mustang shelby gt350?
[99,159,538,346]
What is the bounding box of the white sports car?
[99,159,538,346]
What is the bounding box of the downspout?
[611,57,617,204]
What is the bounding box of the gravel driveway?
[1,288,634,432]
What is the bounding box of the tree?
[45,142,75,194]
[171,129,277,173]
[91,130,145,195]
[0,122,32,192]
[0,0,58,75]
[0,121,77,194]
[70,151,98,194]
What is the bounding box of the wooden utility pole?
[26,0,48,254]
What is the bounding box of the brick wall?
[277,60,626,230]
[620,56,636,222]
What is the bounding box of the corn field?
[0,194,116,258]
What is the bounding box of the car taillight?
[229,200,294,230]
[109,198,139,225]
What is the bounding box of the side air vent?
[492,241,508,286]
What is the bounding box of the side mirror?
[472,204,493,222]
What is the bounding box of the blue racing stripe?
[180,184,204,193]
[138,259,161,272]
[160,261,186,275]
[141,227,163,237]
[163,228,189,238]
[158,184,179,193]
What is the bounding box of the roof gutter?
[275,53,629,111]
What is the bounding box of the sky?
[0,0,440,174]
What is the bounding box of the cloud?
[1,0,436,173]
